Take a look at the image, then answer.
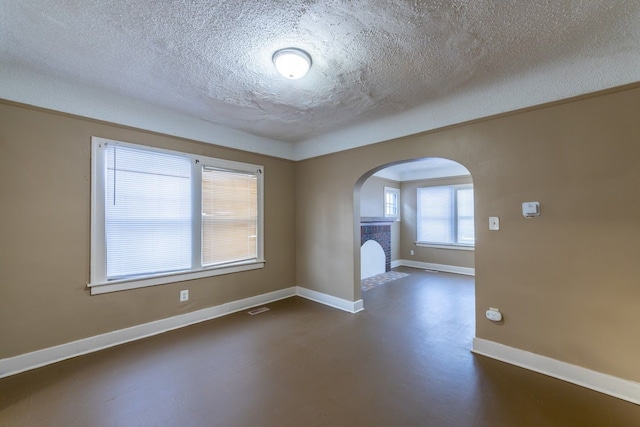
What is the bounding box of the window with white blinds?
[416,184,474,247]
[90,137,264,294]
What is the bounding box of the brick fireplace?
[360,218,394,272]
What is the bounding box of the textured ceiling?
[1,1,639,152]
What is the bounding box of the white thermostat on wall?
[522,201,540,218]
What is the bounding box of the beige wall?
[401,176,474,268]
[359,176,400,261]
[0,102,296,359]
[296,85,640,382]
[360,176,396,217]
[3,85,640,384]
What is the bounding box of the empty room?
[1,1,640,425]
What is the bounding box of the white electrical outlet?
[486,308,502,322]
[410,250,415,256]
[180,290,189,302]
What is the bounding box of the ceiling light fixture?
[272,48,312,79]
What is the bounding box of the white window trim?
[89,261,265,295]
[89,137,265,295]
[383,186,401,221]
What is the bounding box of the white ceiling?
[1,1,639,160]
[374,158,470,182]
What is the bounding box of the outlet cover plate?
[489,217,500,230]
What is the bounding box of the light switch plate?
[489,217,500,230]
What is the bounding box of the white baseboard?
[472,337,640,405]
[390,260,402,268]
[0,285,367,379]
[296,286,364,314]
[0,287,296,379]
[398,259,475,276]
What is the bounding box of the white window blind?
[106,145,192,279]
[202,167,258,266]
[456,188,475,245]
[417,186,453,244]
[417,185,474,246]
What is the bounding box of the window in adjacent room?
[90,137,264,294]
[416,184,474,248]
[384,187,400,219]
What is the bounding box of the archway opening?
[354,157,475,318]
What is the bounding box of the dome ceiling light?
[272,48,312,79]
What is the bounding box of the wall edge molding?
[390,260,402,268]
[472,337,640,405]
[398,259,475,276]
[0,287,297,379]
[296,286,364,314]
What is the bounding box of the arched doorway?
[355,157,475,306]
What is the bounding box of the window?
[90,137,264,294]
[416,184,474,248]
[384,187,400,219]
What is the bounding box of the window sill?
[88,260,265,295]
[415,242,474,251]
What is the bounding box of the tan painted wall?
[359,176,400,261]
[296,85,640,382]
[360,176,395,217]
[0,102,296,359]
[401,176,474,268]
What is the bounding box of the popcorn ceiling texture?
[1,1,638,144]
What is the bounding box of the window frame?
[89,137,265,295]
[383,186,401,220]
[415,184,474,250]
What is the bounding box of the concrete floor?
[1,267,639,426]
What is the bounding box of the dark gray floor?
[1,267,639,426]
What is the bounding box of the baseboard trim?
[1,285,367,379]
[399,259,475,276]
[472,337,640,405]
[0,287,297,379]
[296,286,364,314]
[390,260,402,268]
